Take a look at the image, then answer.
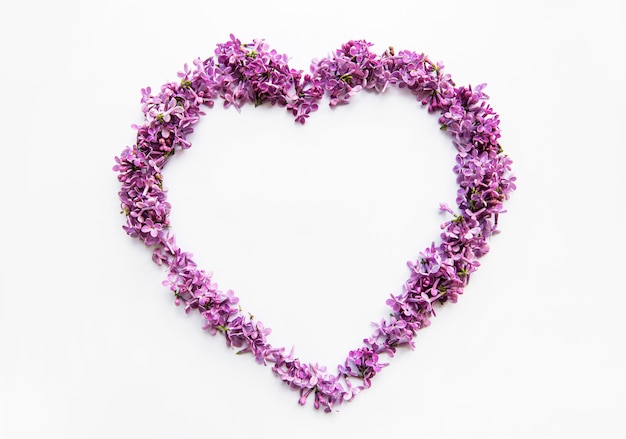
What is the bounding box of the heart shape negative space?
[113,34,516,412]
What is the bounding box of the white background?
[1,1,625,438]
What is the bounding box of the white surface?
[1,1,625,438]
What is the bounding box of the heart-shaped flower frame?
[114,34,516,412]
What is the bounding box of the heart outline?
[113,35,516,412]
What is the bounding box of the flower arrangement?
[113,34,516,412]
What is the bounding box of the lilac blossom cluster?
[114,35,516,412]
[213,34,323,123]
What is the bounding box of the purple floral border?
[113,34,516,412]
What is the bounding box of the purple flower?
[141,218,163,238]
[339,347,388,388]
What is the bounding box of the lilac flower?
[141,218,163,238]
[366,316,417,356]
[339,347,388,388]
[152,247,168,266]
